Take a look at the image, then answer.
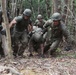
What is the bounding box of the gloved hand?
[64,45,72,51]
[1,29,6,35]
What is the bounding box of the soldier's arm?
[62,23,71,40]
[34,20,38,27]
[9,18,17,28]
[42,20,52,35]
[28,20,33,32]
[43,19,52,28]
[28,24,33,32]
[62,23,76,44]
[28,23,33,37]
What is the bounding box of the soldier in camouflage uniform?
[44,12,76,57]
[34,14,46,29]
[29,26,45,57]
[9,9,33,57]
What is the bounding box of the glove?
[64,45,72,51]
[1,29,6,35]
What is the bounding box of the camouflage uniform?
[34,14,46,29]
[34,19,46,29]
[11,9,32,56]
[12,16,32,56]
[29,26,44,57]
[44,18,75,56]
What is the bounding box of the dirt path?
[0,56,76,75]
[0,48,76,75]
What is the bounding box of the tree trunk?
[29,0,36,19]
[52,0,61,13]
[1,0,13,59]
[38,0,40,14]
[45,0,51,18]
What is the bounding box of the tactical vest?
[15,16,32,32]
[51,25,63,39]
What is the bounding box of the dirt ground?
[0,48,76,75]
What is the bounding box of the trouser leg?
[44,43,51,53]
[28,40,34,56]
[48,39,61,57]
[12,31,20,56]
[38,43,44,57]
[18,31,28,56]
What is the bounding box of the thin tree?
[1,0,13,59]
[45,0,51,18]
